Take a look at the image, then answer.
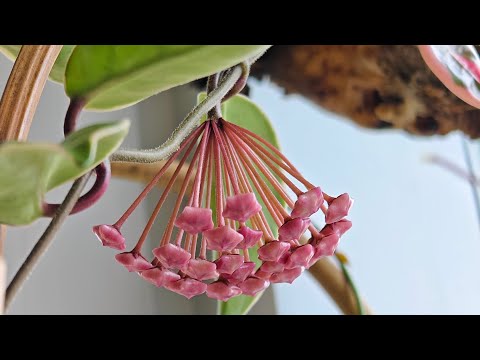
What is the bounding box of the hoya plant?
[0,45,359,315]
[0,45,478,315]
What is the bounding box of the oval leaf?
[0,120,130,225]
[197,93,283,315]
[0,45,76,83]
[65,45,270,111]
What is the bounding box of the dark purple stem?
[43,162,111,217]
[221,62,250,103]
[42,98,111,218]
[63,98,86,136]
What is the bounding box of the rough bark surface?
[252,45,480,138]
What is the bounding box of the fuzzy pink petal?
[206,281,242,301]
[222,193,262,222]
[258,241,291,262]
[174,206,214,234]
[92,224,126,251]
[223,261,256,285]
[140,267,180,287]
[278,218,311,242]
[204,225,244,252]
[166,278,207,299]
[184,259,219,281]
[152,243,191,270]
[308,234,340,268]
[325,193,353,224]
[285,244,314,269]
[214,254,244,275]
[236,225,263,249]
[270,267,304,284]
[291,187,324,218]
[238,277,270,296]
[115,252,153,272]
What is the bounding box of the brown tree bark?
[252,45,480,138]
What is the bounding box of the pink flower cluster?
[93,119,353,301]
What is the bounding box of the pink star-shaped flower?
[278,218,311,242]
[291,187,324,218]
[236,225,263,249]
[270,267,304,284]
[203,225,244,252]
[325,193,353,224]
[222,193,262,222]
[140,267,181,287]
[152,243,191,270]
[285,244,314,269]
[174,206,214,234]
[214,254,245,275]
[259,260,285,274]
[92,224,126,251]
[206,281,242,301]
[238,277,270,296]
[184,258,219,281]
[166,278,207,299]
[258,241,291,262]
[115,252,153,272]
[223,261,256,285]
[310,233,340,264]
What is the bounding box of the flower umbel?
[93,118,353,300]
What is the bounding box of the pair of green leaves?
[0,120,130,225]
[0,45,270,111]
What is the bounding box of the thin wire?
[461,136,480,231]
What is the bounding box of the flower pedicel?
[93,118,353,300]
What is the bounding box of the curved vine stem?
[110,49,270,164]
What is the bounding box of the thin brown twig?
[426,153,480,187]
[111,159,373,315]
[307,254,373,315]
[5,173,91,312]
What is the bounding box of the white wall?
[0,54,276,314]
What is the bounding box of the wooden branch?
[0,46,62,140]
[308,257,372,315]
[251,45,480,139]
[111,160,373,315]
[0,45,62,314]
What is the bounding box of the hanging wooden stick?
[0,45,62,314]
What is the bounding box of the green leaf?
[197,93,282,315]
[65,45,270,111]
[0,120,129,225]
[0,45,76,83]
